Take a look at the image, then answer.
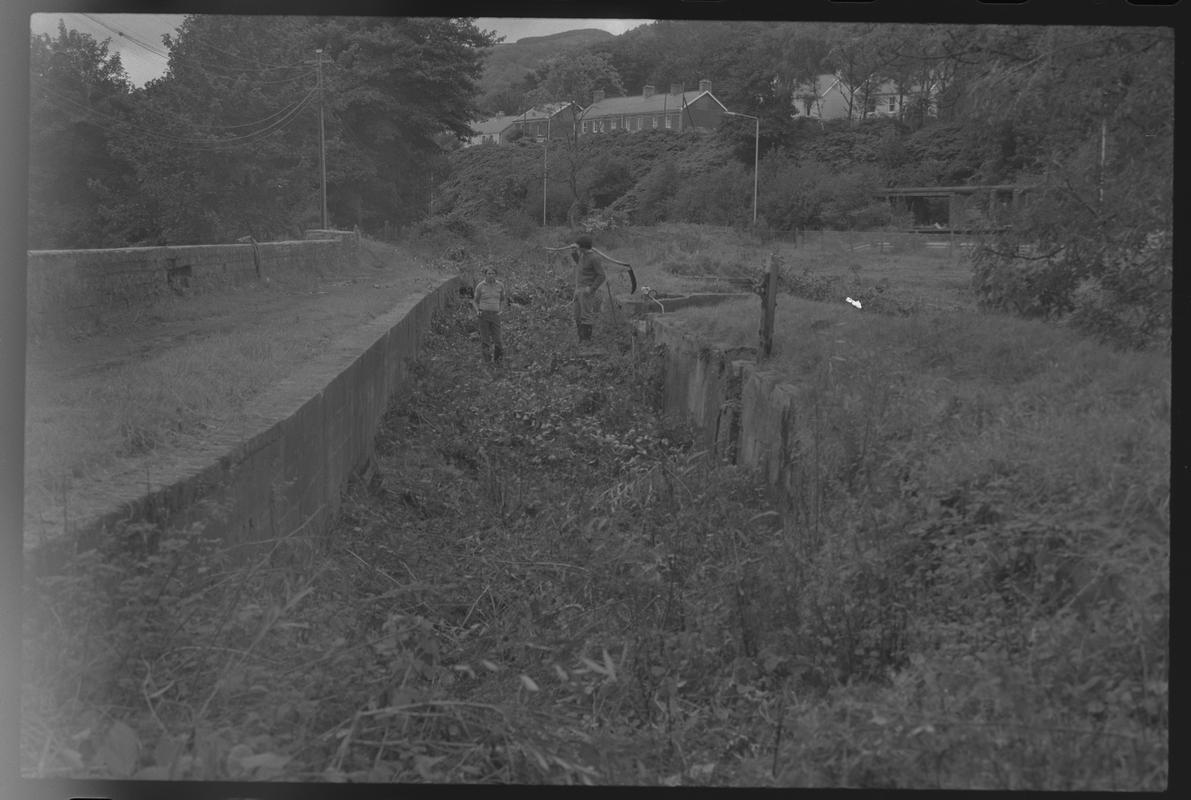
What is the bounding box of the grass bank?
[21,224,1167,787]
[664,264,1169,788]
[23,237,451,538]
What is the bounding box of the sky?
[27,13,654,88]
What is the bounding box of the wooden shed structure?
[876,184,1032,233]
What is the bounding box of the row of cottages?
[467,101,580,146]
[466,80,727,146]
[791,73,939,123]
[579,80,728,135]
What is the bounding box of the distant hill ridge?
[509,28,614,46]
[478,28,617,112]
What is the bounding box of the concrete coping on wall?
[620,291,754,317]
[304,229,361,242]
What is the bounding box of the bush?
[971,246,1083,319]
[1068,232,1172,350]
[669,162,752,226]
[756,154,888,232]
[972,230,1172,350]
[632,159,680,225]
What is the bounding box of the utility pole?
[1098,117,1107,208]
[724,111,759,226]
[543,113,550,226]
[759,253,779,358]
[316,48,328,230]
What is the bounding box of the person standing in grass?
[472,266,507,364]
[545,234,632,343]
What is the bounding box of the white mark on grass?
[845,297,862,309]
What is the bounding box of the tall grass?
[24,328,313,533]
[23,237,451,538]
[667,287,1169,788]
[22,268,1167,787]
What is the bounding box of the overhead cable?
[78,13,312,82]
[33,77,319,149]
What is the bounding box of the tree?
[965,25,1173,347]
[107,15,497,243]
[524,51,624,108]
[28,22,135,248]
[106,15,328,243]
[524,52,625,226]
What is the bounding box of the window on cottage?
[611,118,617,130]
[652,115,659,128]
[888,97,896,112]
[582,121,589,133]
[866,96,877,114]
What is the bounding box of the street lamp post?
[724,111,759,226]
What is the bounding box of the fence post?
[758,252,778,359]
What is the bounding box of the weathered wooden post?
[758,252,779,359]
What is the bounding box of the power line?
[76,13,313,84]
[32,77,319,149]
[31,66,316,133]
[80,13,170,60]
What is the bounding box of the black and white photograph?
[10,1,1172,792]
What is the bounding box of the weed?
[24,226,1167,788]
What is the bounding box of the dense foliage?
[28,21,136,248]
[28,17,1171,347]
[28,15,496,246]
[452,22,1172,348]
[963,27,1173,350]
[24,231,1168,785]
[476,28,616,115]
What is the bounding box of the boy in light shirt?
[472,266,507,364]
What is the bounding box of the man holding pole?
[545,234,634,343]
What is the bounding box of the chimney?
[592,89,605,104]
[670,82,683,96]
[699,79,712,93]
[643,84,655,98]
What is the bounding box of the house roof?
[580,90,726,119]
[471,102,578,136]
[471,115,521,135]
[518,101,576,122]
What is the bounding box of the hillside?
[435,128,738,228]
[433,117,1008,232]
[477,28,616,113]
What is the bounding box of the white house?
[792,73,939,123]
